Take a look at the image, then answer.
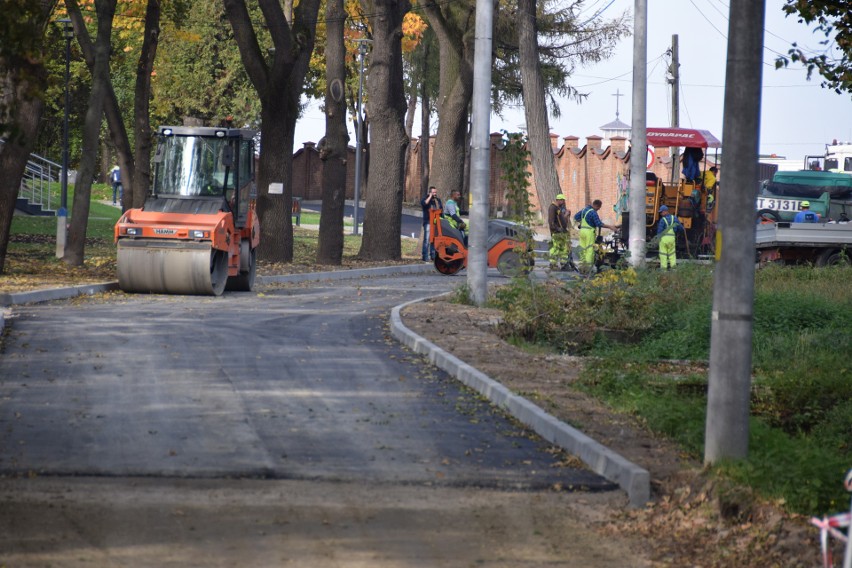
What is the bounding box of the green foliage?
[777,0,852,96]
[498,131,535,226]
[151,0,260,127]
[493,262,852,515]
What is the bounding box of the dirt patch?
[401,296,819,567]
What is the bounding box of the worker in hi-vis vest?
[656,205,684,270]
[574,199,618,271]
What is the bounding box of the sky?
[293,0,852,163]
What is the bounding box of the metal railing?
[19,152,60,214]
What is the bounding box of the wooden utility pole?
[669,35,680,184]
[704,0,766,464]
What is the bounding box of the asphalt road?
[0,273,610,491]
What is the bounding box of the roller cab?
[115,126,260,296]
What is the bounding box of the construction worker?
[702,166,718,191]
[656,205,683,270]
[793,201,820,223]
[443,189,468,246]
[548,193,571,270]
[574,199,618,271]
[420,186,443,261]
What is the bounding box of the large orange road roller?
[114,126,260,296]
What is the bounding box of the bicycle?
[811,469,852,568]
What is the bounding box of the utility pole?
[669,35,680,184]
[704,0,766,464]
[628,0,647,268]
[467,0,494,306]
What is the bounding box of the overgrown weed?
[492,262,852,515]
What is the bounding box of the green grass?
[491,263,852,516]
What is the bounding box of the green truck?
[756,170,852,223]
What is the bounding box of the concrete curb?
[390,298,651,508]
[0,282,120,308]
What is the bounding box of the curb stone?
[390,297,651,508]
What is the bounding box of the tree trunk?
[66,0,135,209]
[224,0,321,264]
[419,80,430,199]
[518,0,560,213]
[417,1,475,199]
[316,0,347,265]
[65,0,115,266]
[0,71,47,275]
[130,0,160,210]
[358,0,410,261]
[0,0,56,274]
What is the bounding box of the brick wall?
[296,134,718,224]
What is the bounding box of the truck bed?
[755,222,852,249]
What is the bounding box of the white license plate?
[756,197,803,212]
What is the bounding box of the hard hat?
[556,193,565,200]
[801,201,810,208]
[659,205,669,213]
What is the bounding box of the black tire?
[434,256,464,275]
[209,249,229,296]
[756,209,780,224]
[816,248,851,267]
[226,247,257,291]
[497,249,533,278]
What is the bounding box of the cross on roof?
[612,89,624,119]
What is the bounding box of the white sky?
[294,0,852,162]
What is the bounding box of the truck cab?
[756,170,852,223]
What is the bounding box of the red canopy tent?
[646,127,721,149]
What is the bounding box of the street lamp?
[352,39,371,236]
[56,18,74,258]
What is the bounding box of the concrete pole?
[669,34,680,185]
[352,40,370,235]
[468,0,493,306]
[56,20,73,259]
[628,0,647,268]
[704,0,766,464]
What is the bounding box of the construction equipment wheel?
[497,249,534,278]
[226,242,256,291]
[434,256,464,275]
[816,248,851,267]
[117,240,229,296]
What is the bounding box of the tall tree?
[777,0,852,96]
[517,0,560,211]
[503,0,629,209]
[129,0,160,209]
[358,0,411,260]
[64,0,136,209]
[0,0,58,274]
[224,0,322,263]
[415,0,475,199]
[316,0,348,264]
[64,0,116,265]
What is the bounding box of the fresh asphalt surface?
[0,270,617,494]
